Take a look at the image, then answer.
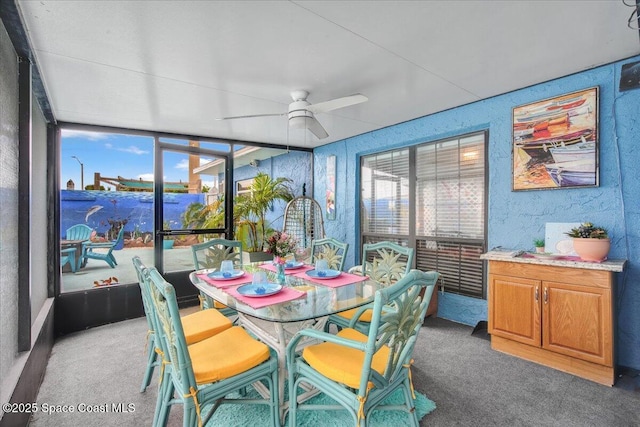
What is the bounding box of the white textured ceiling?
[16,0,640,148]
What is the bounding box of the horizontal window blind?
[360,132,486,299]
[361,149,409,236]
[416,238,485,298]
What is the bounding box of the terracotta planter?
[572,238,610,262]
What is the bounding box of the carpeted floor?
[29,314,640,426]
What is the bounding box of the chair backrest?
[310,237,349,271]
[358,269,439,395]
[361,241,414,284]
[283,196,325,252]
[191,238,243,270]
[132,256,156,334]
[112,226,125,245]
[66,224,93,241]
[147,268,198,394]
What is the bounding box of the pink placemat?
[258,262,314,274]
[196,272,254,289]
[224,286,306,309]
[293,271,368,288]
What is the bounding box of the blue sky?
[61,130,219,190]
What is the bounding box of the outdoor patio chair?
[65,223,93,241]
[326,241,414,334]
[81,226,124,268]
[131,257,233,395]
[287,269,439,427]
[60,248,77,273]
[147,267,280,427]
[310,237,349,271]
[191,238,242,317]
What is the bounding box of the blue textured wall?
[314,56,640,370]
[234,150,312,231]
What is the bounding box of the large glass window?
[361,132,486,298]
[60,129,309,293]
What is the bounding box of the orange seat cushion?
[182,308,232,345]
[336,307,373,323]
[188,326,271,384]
[213,300,229,310]
[301,328,389,389]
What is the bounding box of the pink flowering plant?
[265,231,297,264]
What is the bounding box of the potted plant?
[565,222,610,261]
[533,238,546,253]
[233,172,294,262]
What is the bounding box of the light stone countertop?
[480,250,626,272]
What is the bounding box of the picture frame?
[326,155,336,220]
[619,60,640,92]
[512,87,599,191]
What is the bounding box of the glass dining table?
[188,262,386,421]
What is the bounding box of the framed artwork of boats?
[512,87,599,191]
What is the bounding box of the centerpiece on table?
[565,222,610,262]
[265,231,298,285]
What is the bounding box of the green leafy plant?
[233,172,294,252]
[565,222,608,239]
[533,238,545,248]
[181,196,225,230]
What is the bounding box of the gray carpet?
[29,315,640,426]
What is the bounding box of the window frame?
[358,130,488,299]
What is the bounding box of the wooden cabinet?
[487,260,615,385]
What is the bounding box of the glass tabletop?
[189,263,384,323]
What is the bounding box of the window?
[236,178,254,196]
[360,132,486,298]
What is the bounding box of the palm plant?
[234,172,294,252]
[181,196,225,230]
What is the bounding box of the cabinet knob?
[544,288,548,303]
[535,286,539,301]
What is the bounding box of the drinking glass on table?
[252,270,267,285]
[220,260,234,278]
[315,259,329,277]
[251,270,268,294]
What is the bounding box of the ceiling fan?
[216,90,368,139]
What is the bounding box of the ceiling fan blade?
[215,113,285,121]
[306,94,368,114]
[306,117,329,139]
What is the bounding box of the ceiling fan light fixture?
[218,90,367,140]
[289,116,308,129]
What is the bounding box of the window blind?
[360,132,486,298]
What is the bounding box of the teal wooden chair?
[65,224,93,241]
[146,267,280,427]
[131,256,233,396]
[60,248,77,273]
[287,269,438,427]
[310,237,349,271]
[81,226,125,268]
[191,238,242,317]
[327,241,414,333]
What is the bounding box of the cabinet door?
[489,274,541,347]
[542,281,612,366]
